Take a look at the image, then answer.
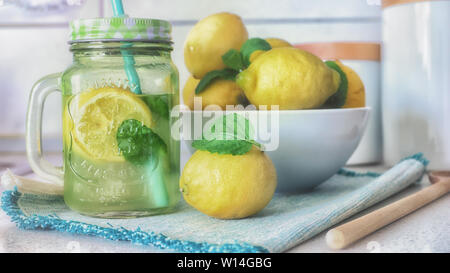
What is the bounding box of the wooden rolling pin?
[326,171,450,249]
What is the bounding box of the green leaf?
[206,113,253,141]
[322,61,348,108]
[195,69,238,94]
[222,49,245,71]
[192,139,252,156]
[141,95,169,119]
[240,38,272,67]
[192,113,263,155]
[116,119,170,207]
[116,119,166,165]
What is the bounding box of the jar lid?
[295,42,380,61]
[69,17,172,43]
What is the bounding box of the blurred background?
[0,0,382,153]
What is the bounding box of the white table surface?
[0,153,449,253]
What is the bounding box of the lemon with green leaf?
[236,47,341,110]
[180,114,276,219]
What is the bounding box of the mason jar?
[26,18,180,218]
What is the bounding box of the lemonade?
[62,89,180,217]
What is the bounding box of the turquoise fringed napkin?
[1,154,427,253]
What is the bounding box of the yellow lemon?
[237,47,341,110]
[249,38,293,63]
[184,12,248,79]
[266,38,292,48]
[180,147,277,219]
[182,76,247,110]
[334,60,366,108]
[64,87,152,162]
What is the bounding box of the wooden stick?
[326,177,450,249]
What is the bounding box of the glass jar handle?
[26,73,64,186]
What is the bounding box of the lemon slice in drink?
[66,87,152,162]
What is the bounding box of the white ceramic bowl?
[181,107,369,192]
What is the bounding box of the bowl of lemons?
[178,12,369,219]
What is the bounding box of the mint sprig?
[192,113,262,155]
[116,119,169,207]
[195,38,272,94]
[322,61,348,108]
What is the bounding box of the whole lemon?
[237,47,341,110]
[180,147,277,219]
[184,12,248,79]
[182,76,246,110]
[334,60,365,108]
[249,38,292,63]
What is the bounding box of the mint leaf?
[195,69,238,94]
[141,95,169,119]
[192,139,252,156]
[205,113,254,141]
[116,119,165,165]
[116,119,170,207]
[240,38,272,67]
[222,49,245,71]
[322,61,348,108]
[192,113,262,155]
